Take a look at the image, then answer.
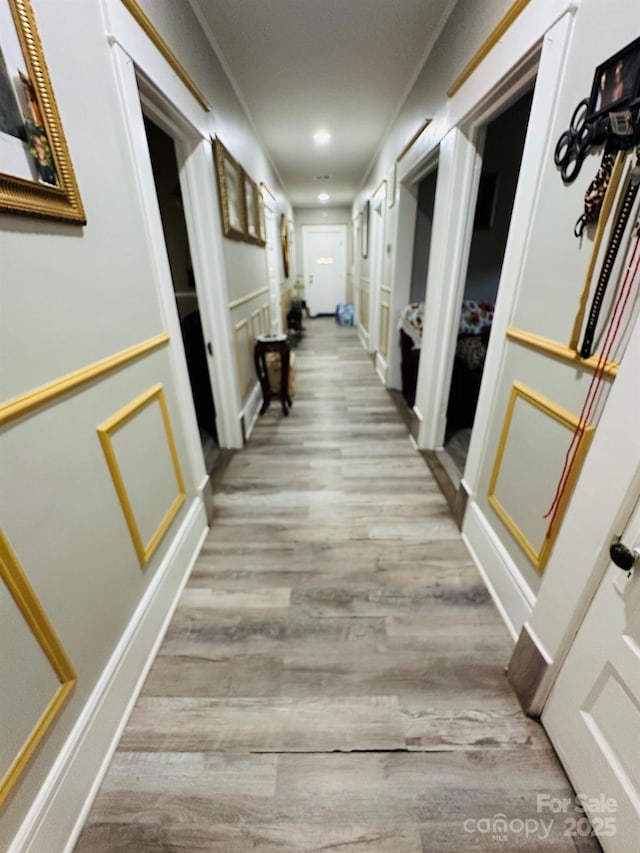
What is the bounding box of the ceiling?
[192,0,457,208]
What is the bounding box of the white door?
[543,497,640,851]
[302,225,347,315]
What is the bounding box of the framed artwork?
[0,0,85,223]
[243,170,262,244]
[213,136,245,239]
[588,35,640,122]
[280,212,289,278]
[361,200,369,259]
[257,189,266,246]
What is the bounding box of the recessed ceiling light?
[313,131,331,145]
[318,192,330,202]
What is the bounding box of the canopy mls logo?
[462,794,618,843]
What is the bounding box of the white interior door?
[543,496,640,851]
[302,225,347,315]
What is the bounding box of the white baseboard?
[11,498,208,853]
[462,500,534,642]
[375,352,388,385]
[242,381,263,441]
[357,323,369,351]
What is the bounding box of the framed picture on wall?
[280,212,289,278]
[361,200,369,258]
[213,136,245,239]
[588,34,640,122]
[242,171,263,244]
[0,0,85,223]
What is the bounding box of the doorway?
[542,495,640,852]
[440,87,534,485]
[399,166,438,408]
[302,225,347,315]
[143,116,222,476]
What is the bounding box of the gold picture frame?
[0,0,85,223]
[243,169,263,245]
[280,212,289,278]
[213,136,245,240]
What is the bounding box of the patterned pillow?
[456,335,486,370]
[459,300,494,335]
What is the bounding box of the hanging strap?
[580,161,640,359]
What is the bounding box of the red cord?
[543,230,640,539]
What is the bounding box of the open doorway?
[143,116,222,476]
[441,87,534,483]
[399,166,438,408]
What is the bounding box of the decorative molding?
[0,529,76,808]
[0,333,170,428]
[488,382,594,573]
[233,318,252,396]
[506,327,619,377]
[379,302,390,357]
[260,181,276,201]
[447,0,532,97]
[569,149,629,349]
[228,286,270,311]
[372,178,387,199]
[359,289,370,332]
[119,0,210,110]
[10,502,207,853]
[261,303,271,334]
[250,308,262,341]
[396,119,432,162]
[97,384,186,567]
[380,285,392,294]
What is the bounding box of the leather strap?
[580,165,640,358]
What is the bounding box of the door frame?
[108,43,244,489]
[301,224,347,316]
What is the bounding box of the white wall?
[354,0,640,658]
[0,1,292,848]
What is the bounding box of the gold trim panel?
[396,119,432,163]
[119,0,210,111]
[97,384,186,567]
[233,319,252,397]
[228,286,270,311]
[506,327,618,378]
[0,333,170,428]
[379,303,390,358]
[260,181,276,201]
[488,381,594,573]
[0,530,76,808]
[447,0,531,97]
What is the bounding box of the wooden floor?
[75,320,600,852]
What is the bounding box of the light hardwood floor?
[75,320,600,852]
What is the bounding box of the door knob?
[609,537,640,573]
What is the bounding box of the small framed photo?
[213,137,245,240]
[588,35,640,122]
[0,0,85,222]
[280,212,289,278]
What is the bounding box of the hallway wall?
[353,0,640,678]
[0,1,291,848]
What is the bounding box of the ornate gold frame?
[0,0,85,223]
[213,137,245,240]
[280,212,290,277]
[0,530,76,807]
